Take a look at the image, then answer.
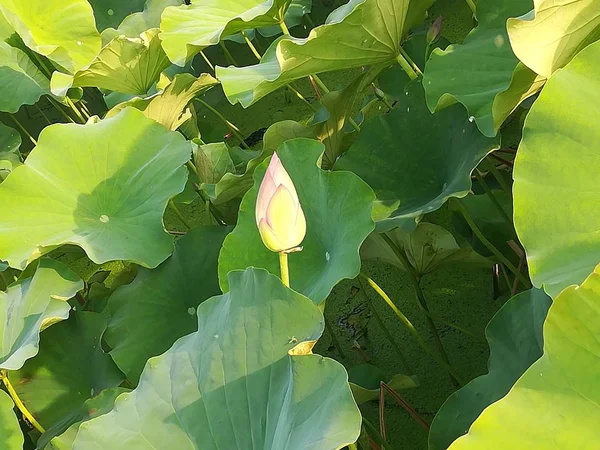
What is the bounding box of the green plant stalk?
[347,444,358,450]
[474,169,513,228]
[195,99,249,149]
[399,46,422,76]
[357,276,413,375]
[324,316,347,359]
[0,370,45,433]
[453,199,531,288]
[199,51,215,73]
[396,53,418,80]
[379,235,460,387]
[219,41,238,66]
[168,200,192,230]
[360,273,463,384]
[65,97,86,123]
[465,0,476,14]
[34,104,52,125]
[47,96,76,123]
[279,252,290,287]
[362,416,396,450]
[482,157,512,195]
[381,382,430,431]
[8,115,36,146]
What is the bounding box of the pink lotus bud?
[427,17,442,45]
[255,153,306,253]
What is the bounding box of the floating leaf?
[106,226,229,383]
[50,29,170,97]
[0,108,191,270]
[361,223,491,278]
[449,265,600,448]
[0,122,21,182]
[508,0,600,78]
[216,0,433,107]
[513,40,600,297]
[429,288,551,450]
[0,390,22,449]
[219,139,375,304]
[423,0,544,137]
[160,0,294,66]
[88,0,146,32]
[0,259,82,370]
[0,41,49,112]
[337,81,500,231]
[106,73,219,130]
[0,0,101,73]
[8,312,123,435]
[45,388,129,450]
[73,268,362,449]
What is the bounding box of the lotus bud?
[255,153,306,253]
[427,17,442,45]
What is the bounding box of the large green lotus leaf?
[513,40,600,298]
[429,288,551,450]
[216,0,433,107]
[72,268,362,449]
[0,121,21,182]
[103,0,184,40]
[0,10,13,41]
[0,108,191,270]
[0,41,49,113]
[361,222,491,278]
[450,264,600,449]
[204,120,316,205]
[50,29,170,97]
[508,0,600,78]
[0,0,101,73]
[336,81,500,231]
[45,388,129,450]
[0,259,83,370]
[160,0,294,66]
[106,73,219,130]
[106,226,229,383]
[423,0,543,137]
[219,139,375,304]
[88,0,146,31]
[8,312,123,435]
[0,390,21,449]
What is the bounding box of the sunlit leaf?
[337,81,500,231]
[106,226,229,383]
[449,265,600,448]
[216,0,433,107]
[0,259,82,371]
[0,390,22,450]
[0,0,101,73]
[73,268,362,449]
[50,29,170,97]
[0,108,191,269]
[8,312,123,437]
[513,40,600,297]
[0,41,49,113]
[219,138,375,304]
[423,0,544,137]
[429,288,551,450]
[508,0,600,78]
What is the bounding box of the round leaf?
[106,226,230,383]
[218,138,375,304]
[0,390,22,450]
[0,259,82,370]
[513,40,600,297]
[0,108,192,269]
[73,268,362,450]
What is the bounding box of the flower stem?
[195,99,249,149]
[279,252,290,287]
[0,370,45,433]
[396,53,418,80]
[399,46,422,76]
[379,235,460,387]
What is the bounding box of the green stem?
[29,50,53,79]
[195,99,249,149]
[396,53,418,80]
[47,96,76,123]
[347,444,358,450]
[65,97,86,123]
[474,169,513,228]
[1,370,45,433]
[453,199,531,288]
[8,115,36,146]
[168,200,191,230]
[379,235,460,387]
[185,161,227,226]
[399,46,422,76]
[357,277,412,375]
[482,157,512,195]
[362,416,396,450]
[324,317,347,359]
[219,41,238,66]
[279,252,290,287]
[279,20,291,35]
[465,0,476,14]
[34,104,52,125]
[199,51,215,73]
[241,30,262,60]
[360,273,463,384]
